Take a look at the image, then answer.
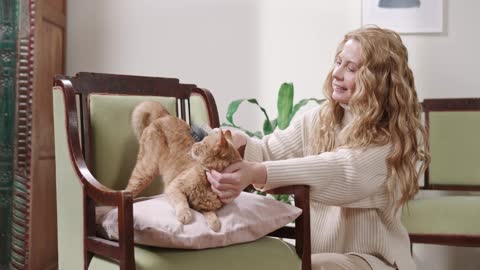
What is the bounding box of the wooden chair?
[52,72,311,270]
[401,98,480,248]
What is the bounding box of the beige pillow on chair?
[96,192,301,249]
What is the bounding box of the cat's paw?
[177,209,193,224]
[208,219,221,232]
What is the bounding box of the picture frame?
[362,0,444,33]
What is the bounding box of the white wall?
[403,0,480,100]
[67,0,480,129]
[67,0,363,131]
[68,0,262,129]
[256,0,361,123]
[67,0,480,269]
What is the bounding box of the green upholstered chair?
[52,72,311,270]
[401,98,480,248]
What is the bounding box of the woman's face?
[332,39,362,104]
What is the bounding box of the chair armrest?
[235,144,311,269]
[54,78,136,270]
[267,185,311,270]
[55,77,130,205]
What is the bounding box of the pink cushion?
[96,192,301,249]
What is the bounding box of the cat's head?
[191,129,242,169]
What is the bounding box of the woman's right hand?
[206,160,267,204]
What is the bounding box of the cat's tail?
[131,101,170,140]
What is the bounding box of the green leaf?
[254,190,267,196]
[221,123,263,139]
[224,84,323,143]
[225,99,244,125]
[252,131,264,138]
[277,83,294,130]
[271,119,277,131]
[225,99,272,136]
[246,98,272,126]
[263,119,273,135]
[249,188,292,204]
[288,98,325,124]
[271,194,293,204]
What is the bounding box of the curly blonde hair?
[311,26,430,210]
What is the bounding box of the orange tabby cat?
[125,101,242,231]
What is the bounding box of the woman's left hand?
[206,161,267,204]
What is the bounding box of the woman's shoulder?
[292,102,324,124]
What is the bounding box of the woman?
[207,26,430,270]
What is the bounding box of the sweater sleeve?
[243,107,319,163]
[259,144,392,209]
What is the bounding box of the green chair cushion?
[89,94,176,196]
[429,112,480,186]
[88,237,301,270]
[189,95,211,127]
[401,196,480,235]
[89,94,212,197]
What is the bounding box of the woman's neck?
[339,103,354,127]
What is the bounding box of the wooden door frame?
[10,0,66,269]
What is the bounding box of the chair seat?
[401,196,480,235]
[89,237,301,270]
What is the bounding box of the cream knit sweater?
[244,106,415,270]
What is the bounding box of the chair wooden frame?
[54,72,311,270]
[409,98,480,247]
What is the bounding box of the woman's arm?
[242,107,320,163]
[208,144,392,208]
[260,144,392,208]
[207,160,267,204]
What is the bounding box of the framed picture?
[362,0,444,33]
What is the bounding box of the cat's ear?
[224,130,232,141]
[218,128,227,148]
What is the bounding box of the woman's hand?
[206,160,267,204]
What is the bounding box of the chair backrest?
[58,72,219,196]
[423,98,480,190]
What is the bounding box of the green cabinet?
[0,0,18,268]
